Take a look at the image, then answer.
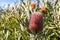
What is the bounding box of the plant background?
[0,0,60,40]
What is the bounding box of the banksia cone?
[29,12,43,33]
[30,2,36,9]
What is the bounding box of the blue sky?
[0,0,57,9]
[0,0,36,7]
[0,0,45,9]
[0,0,19,9]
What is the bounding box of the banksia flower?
[41,6,46,12]
[29,12,43,33]
[30,2,36,9]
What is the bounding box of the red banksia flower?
[29,12,43,33]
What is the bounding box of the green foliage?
[0,0,60,40]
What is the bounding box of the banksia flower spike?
[29,12,43,33]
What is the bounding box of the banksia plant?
[0,0,60,40]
